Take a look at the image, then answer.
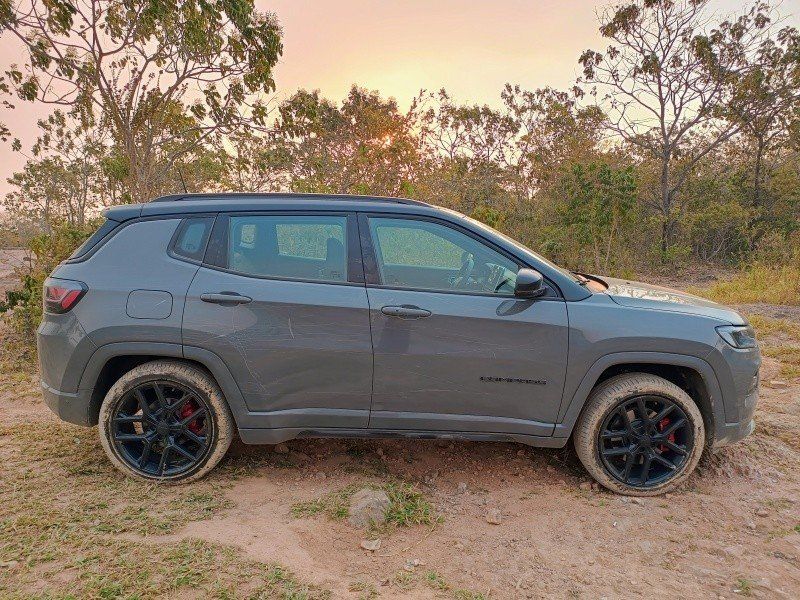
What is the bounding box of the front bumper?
[710,377,759,449]
[41,379,94,426]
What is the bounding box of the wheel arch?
[79,342,250,427]
[555,352,724,445]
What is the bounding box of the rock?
[348,488,391,528]
[314,471,326,480]
[288,451,311,464]
[376,447,385,457]
[486,508,502,525]
[273,443,290,454]
[579,481,592,491]
[517,449,526,457]
[0,560,18,569]
[745,521,756,531]
[755,508,769,517]
[403,558,422,571]
[632,498,645,505]
[360,539,381,552]
[457,482,468,494]
[769,380,789,389]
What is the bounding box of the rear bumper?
[41,379,94,426]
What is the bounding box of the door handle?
[381,305,432,319]
[200,292,252,305]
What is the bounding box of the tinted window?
[368,217,519,295]
[172,217,213,261]
[228,215,347,282]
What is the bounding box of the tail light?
[43,279,88,314]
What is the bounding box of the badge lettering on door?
[480,376,546,385]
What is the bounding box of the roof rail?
[150,192,428,206]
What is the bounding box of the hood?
[600,277,746,325]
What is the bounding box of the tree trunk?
[660,155,671,256]
[753,136,765,208]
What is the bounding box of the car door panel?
[184,268,373,428]
[361,214,569,435]
[366,288,568,434]
[182,212,372,430]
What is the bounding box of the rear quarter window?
[170,217,214,262]
[67,219,120,261]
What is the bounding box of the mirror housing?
[514,268,546,298]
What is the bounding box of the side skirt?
[237,427,568,448]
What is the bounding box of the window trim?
[357,212,561,299]
[201,211,365,286]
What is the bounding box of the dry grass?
[748,314,800,341]
[0,420,329,599]
[763,346,800,379]
[688,265,800,306]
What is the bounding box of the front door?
[183,212,373,429]
[360,215,569,437]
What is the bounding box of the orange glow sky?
[1,0,798,197]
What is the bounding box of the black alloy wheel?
[597,395,694,488]
[109,380,214,478]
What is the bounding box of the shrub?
[1,221,98,354]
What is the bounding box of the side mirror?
[514,268,546,298]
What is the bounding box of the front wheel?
[98,360,234,483]
[573,373,705,496]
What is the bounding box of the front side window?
[227,215,347,282]
[368,217,519,295]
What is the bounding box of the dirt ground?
[0,260,798,599]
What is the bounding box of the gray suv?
[37,194,760,495]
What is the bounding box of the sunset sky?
[1,0,798,196]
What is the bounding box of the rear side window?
[227,215,347,282]
[171,217,213,262]
[67,218,120,261]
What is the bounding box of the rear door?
[360,214,569,437]
[182,212,373,429]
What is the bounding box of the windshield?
[445,209,584,284]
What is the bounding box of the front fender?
[553,351,725,444]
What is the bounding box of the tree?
[554,161,638,271]
[726,24,800,241]
[1,0,282,203]
[276,87,420,196]
[578,0,775,255]
[4,110,110,231]
[500,85,604,202]
[220,131,291,193]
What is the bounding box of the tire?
[98,360,234,483]
[573,372,705,496]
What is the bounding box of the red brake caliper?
[179,400,203,434]
[658,417,675,453]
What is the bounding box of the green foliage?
[2,221,97,351]
[552,161,637,272]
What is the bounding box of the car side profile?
[37,193,760,495]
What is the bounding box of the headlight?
[716,325,757,349]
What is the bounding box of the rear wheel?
[98,360,234,483]
[573,373,705,496]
